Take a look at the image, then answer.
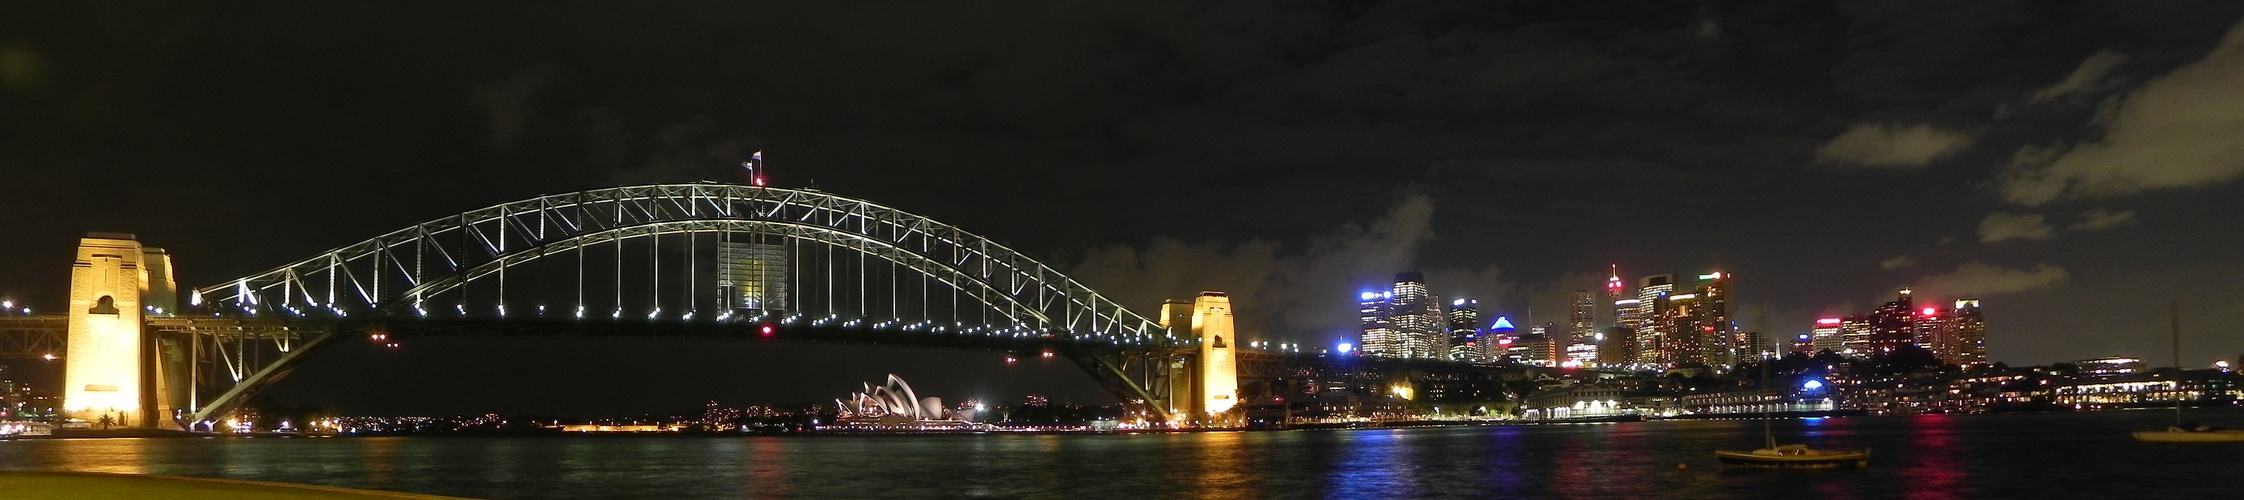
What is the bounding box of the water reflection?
[41,437,150,475]
[1189,431,1254,499]
[1903,415,1964,500]
[742,437,792,497]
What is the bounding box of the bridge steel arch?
[181,184,1183,426]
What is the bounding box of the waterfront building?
[1447,299,1482,362]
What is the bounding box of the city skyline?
[6,2,2244,415]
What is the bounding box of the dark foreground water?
[5,409,2240,499]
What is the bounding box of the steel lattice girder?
[189,184,1178,346]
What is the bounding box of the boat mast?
[2171,300,2182,427]
[1762,349,1775,449]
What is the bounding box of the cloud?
[2000,19,2244,205]
[2026,50,2131,104]
[472,66,560,150]
[1813,123,1975,168]
[2068,209,2138,231]
[1914,262,2068,297]
[1066,191,1454,342]
[1977,212,2054,243]
[1879,255,1917,270]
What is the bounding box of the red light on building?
[760,324,775,337]
[1703,326,1715,332]
[1921,307,1937,316]
[1816,318,1842,325]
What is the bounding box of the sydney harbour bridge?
[0,183,1527,430]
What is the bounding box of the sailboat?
[2131,302,2244,443]
[1715,354,1871,468]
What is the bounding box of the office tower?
[1869,288,1916,353]
[1358,291,1396,357]
[1812,318,1843,354]
[1840,315,1875,355]
[1947,299,1986,365]
[1635,274,1676,367]
[1485,316,1517,362]
[1664,292,1705,366]
[1916,305,1949,357]
[1388,272,1448,359]
[1447,299,1482,362]
[1566,290,1598,366]
[1694,272,1735,366]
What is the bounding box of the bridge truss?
[174,184,1186,426]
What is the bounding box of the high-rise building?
[1840,314,1874,355]
[1389,272,1448,359]
[1634,274,1676,366]
[1566,290,1598,366]
[1945,299,1986,365]
[1693,272,1736,366]
[1868,288,1916,353]
[1811,318,1844,354]
[1485,316,1518,362]
[1447,299,1482,362]
[1357,272,1449,360]
[1663,293,1706,366]
[1358,291,1396,357]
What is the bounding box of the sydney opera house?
[830,374,987,431]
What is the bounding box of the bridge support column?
[65,233,153,427]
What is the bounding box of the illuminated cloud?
[1977,212,2054,243]
[2068,209,2138,231]
[2026,50,2131,104]
[1813,122,1975,168]
[2001,20,2244,205]
[1879,255,1917,270]
[1915,262,2068,297]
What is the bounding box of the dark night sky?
[6,1,2244,416]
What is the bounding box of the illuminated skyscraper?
[1635,275,1675,366]
[1566,290,1597,366]
[1693,272,1735,366]
[1944,299,1986,365]
[1840,315,1874,355]
[1387,272,1448,359]
[1869,288,1916,353]
[1664,292,1705,366]
[1485,316,1518,362]
[1447,299,1482,362]
[1811,318,1844,354]
[1358,291,1396,357]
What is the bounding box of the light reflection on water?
[2,409,2240,499]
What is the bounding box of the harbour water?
[3,409,2237,499]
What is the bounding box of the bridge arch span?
[174,184,1186,426]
